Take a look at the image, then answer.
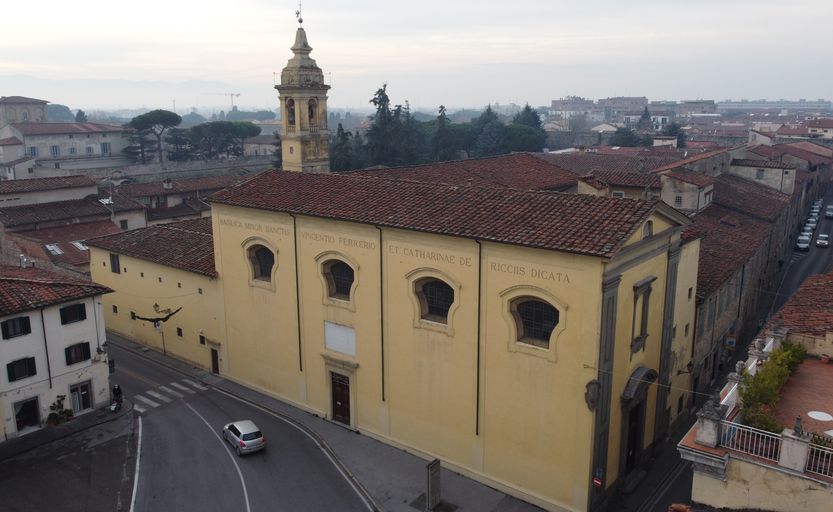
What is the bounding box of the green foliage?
[47,104,75,122]
[122,128,157,164]
[512,104,544,132]
[505,123,546,152]
[475,120,508,157]
[224,107,276,122]
[662,122,687,148]
[164,128,192,162]
[568,114,590,133]
[329,124,353,171]
[432,105,456,162]
[75,109,88,122]
[129,109,182,163]
[190,121,234,159]
[739,341,807,432]
[637,106,652,131]
[180,111,207,127]
[272,132,282,168]
[609,128,644,147]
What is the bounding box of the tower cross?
[295,2,303,25]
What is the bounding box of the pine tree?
[330,124,353,171]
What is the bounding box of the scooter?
[109,397,122,413]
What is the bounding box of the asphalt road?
[111,344,370,512]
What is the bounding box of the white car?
[222,420,266,456]
[795,235,812,251]
[817,234,830,248]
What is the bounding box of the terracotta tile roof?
[662,169,716,187]
[769,271,833,337]
[787,141,833,158]
[0,265,111,317]
[0,194,144,228]
[117,175,242,198]
[0,175,96,195]
[211,170,660,258]
[731,158,795,169]
[0,136,23,146]
[807,118,833,129]
[579,169,661,189]
[536,151,683,175]
[775,125,809,137]
[11,122,125,136]
[87,217,215,277]
[650,148,731,174]
[747,145,781,159]
[353,153,578,191]
[0,96,48,105]
[713,174,790,221]
[684,141,721,150]
[146,202,203,221]
[14,221,121,267]
[750,144,832,167]
[691,204,770,299]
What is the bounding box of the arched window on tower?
[248,245,275,282]
[308,99,318,129]
[286,98,296,126]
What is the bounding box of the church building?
[88,22,695,512]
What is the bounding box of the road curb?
[110,339,383,512]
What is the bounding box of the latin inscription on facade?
[388,244,473,267]
[490,262,571,283]
[218,217,291,236]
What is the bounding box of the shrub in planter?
[740,341,806,433]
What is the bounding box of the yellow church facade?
[86,24,699,512]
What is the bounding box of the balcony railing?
[806,443,833,478]
[719,420,782,462]
[285,125,296,134]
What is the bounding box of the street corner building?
[85,24,697,512]
[0,265,112,440]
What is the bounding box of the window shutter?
[79,305,87,322]
[82,343,91,360]
[21,317,31,336]
[60,308,67,324]
[27,357,36,376]
[6,362,13,382]
[65,346,72,365]
[1,321,8,340]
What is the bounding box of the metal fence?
[806,444,833,478]
[719,420,782,462]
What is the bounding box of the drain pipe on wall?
[40,308,53,389]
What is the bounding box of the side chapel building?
[88,23,697,512]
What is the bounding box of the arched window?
[642,220,653,239]
[415,278,454,324]
[323,260,354,300]
[512,298,559,348]
[248,245,275,281]
[308,99,317,125]
[286,98,296,125]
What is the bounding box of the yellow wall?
[94,202,684,512]
[692,458,833,511]
[668,239,699,424]
[89,248,224,372]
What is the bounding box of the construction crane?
[202,92,241,110]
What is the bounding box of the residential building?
[717,98,832,113]
[116,175,242,225]
[0,175,98,207]
[678,272,833,511]
[806,118,833,139]
[0,265,112,441]
[0,122,130,171]
[243,133,278,157]
[678,100,717,117]
[0,194,145,233]
[0,96,47,125]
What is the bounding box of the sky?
[1,0,830,112]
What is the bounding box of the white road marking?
[159,385,183,398]
[182,379,208,391]
[184,402,251,512]
[134,395,160,408]
[133,404,147,414]
[129,416,143,512]
[145,390,171,403]
[214,388,375,511]
[170,382,195,394]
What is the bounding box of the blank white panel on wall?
[324,321,355,356]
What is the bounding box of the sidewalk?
[0,394,132,461]
[108,333,542,512]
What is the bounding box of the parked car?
[818,234,830,248]
[825,208,833,219]
[806,219,819,230]
[796,235,812,251]
[222,420,266,456]
[801,226,814,238]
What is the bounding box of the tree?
[366,84,401,166]
[122,129,157,164]
[46,104,75,122]
[180,111,207,127]
[350,130,368,170]
[228,122,262,156]
[609,128,644,147]
[432,105,456,162]
[272,132,282,168]
[637,106,652,132]
[662,122,687,148]
[471,105,499,138]
[329,123,353,171]
[129,109,182,164]
[75,110,88,123]
[512,104,544,132]
[190,121,235,159]
[505,124,546,152]
[568,114,589,133]
[475,120,507,157]
[164,128,192,161]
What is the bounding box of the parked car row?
[795,199,831,251]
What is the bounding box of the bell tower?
[276,10,330,173]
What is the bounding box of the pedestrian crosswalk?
[131,379,207,414]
